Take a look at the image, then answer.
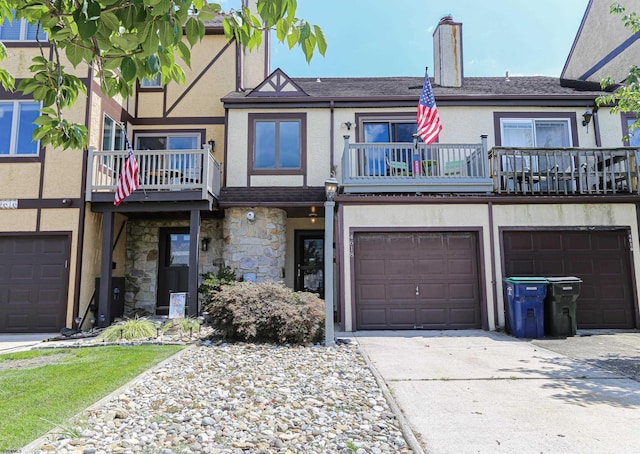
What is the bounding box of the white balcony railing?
[86,146,221,201]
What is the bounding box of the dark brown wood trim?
[223,109,229,187]
[98,211,114,327]
[188,209,201,316]
[635,204,640,327]
[247,112,307,181]
[493,111,579,147]
[337,203,345,329]
[334,194,640,205]
[130,117,225,125]
[2,41,50,48]
[17,198,82,209]
[0,155,43,163]
[131,128,206,145]
[236,40,242,92]
[166,40,234,117]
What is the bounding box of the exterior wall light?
[582,109,593,127]
[324,176,338,201]
[201,237,210,252]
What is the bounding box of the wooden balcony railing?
[490,147,640,195]
[86,146,221,202]
[340,135,494,193]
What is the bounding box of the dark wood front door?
[295,231,324,298]
[157,228,190,315]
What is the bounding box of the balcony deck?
[339,136,639,196]
[86,146,221,207]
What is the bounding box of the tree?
[597,3,640,139]
[0,0,326,149]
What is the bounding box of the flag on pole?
[416,71,442,144]
[114,132,139,206]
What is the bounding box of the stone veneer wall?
[125,218,223,314]
[222,207,287,283]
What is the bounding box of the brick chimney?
[433,15,463,88]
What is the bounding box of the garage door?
[0,235,69,333]
[354,232,482,330]
[503,230,635,329]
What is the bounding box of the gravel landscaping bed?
[31,341,413,454]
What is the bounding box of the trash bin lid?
[504,277,548,283]
[545,276,582,283]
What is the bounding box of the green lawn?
[0,345,185,451]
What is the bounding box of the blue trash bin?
[504,277,547,338]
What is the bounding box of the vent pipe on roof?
[433,15,463,88]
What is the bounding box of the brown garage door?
[354,232,482,330]
[0,235,69,333]
[503,230,636,329]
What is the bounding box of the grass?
[0,345,185,451]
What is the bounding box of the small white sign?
[169,292,187,319]
[0,200,18,209]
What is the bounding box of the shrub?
[162,317,201,336]
[97,316,156,341]
[199,265,238,298]
[203,282,324,344]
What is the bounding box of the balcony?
[340,136,494,193]
[86,146,221,206]
[490,147,640,195]
[339,135,640,197]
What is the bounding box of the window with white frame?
[0,101,40,156]
[102,115,125,151]
[500,119,572,148]
[136,132,202,182]
[623,113,639,146]
[140,74,162,88]
[0,12,46,41]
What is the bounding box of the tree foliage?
[597,3,640,138]
[0,0,326,149]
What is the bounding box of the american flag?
[416,73,442,144]
[114,134,139,206]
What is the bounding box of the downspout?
[330,100,335,172]
[488,200,499,330]
[593,106,602,148]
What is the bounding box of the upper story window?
[0,101,40,156]
[363,121,417,143]
[0,12,46,41]
[102,115,125,151]
[495,113,576,148]
[623,113,639,146]
[140,74,162,89]
[135,133,200,150]
[249,113,305,174]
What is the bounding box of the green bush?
[203,282,324,344]
[199,265,238,298]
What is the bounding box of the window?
[140,74,162,88]
[0,101,40,156]
[167,233,190,267]
[135,132,202,182]
[363,121,417,143]
[249,113,305,173]
[102,115,124,151]
[623,113,639,146]
[0,12,46,41]
[500,119,571,148]
[135,133,199,150]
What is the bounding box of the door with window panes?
[500,118,572,191]
[362,120,417,175]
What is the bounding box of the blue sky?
[265,0,591,78]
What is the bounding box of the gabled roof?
[223,69,609,107]
[248,68,308,97]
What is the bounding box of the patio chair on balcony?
[385,154,411,176]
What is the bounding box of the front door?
[157,228,190,315]
[295,231,324,298]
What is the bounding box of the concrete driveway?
[0,333,59,354]
[353,330,640,454]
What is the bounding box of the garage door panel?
[0,236,68,333]
[355,231,482,330]
[387,283,417,299]
[449,283,477,299]
[358,259,385,277]
[450,308,481,326]
[503,230,635,329]
[358,284,386,300]
[387,259,416,276]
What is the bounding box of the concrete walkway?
[353,330,640,454]
[0,333,59,354]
